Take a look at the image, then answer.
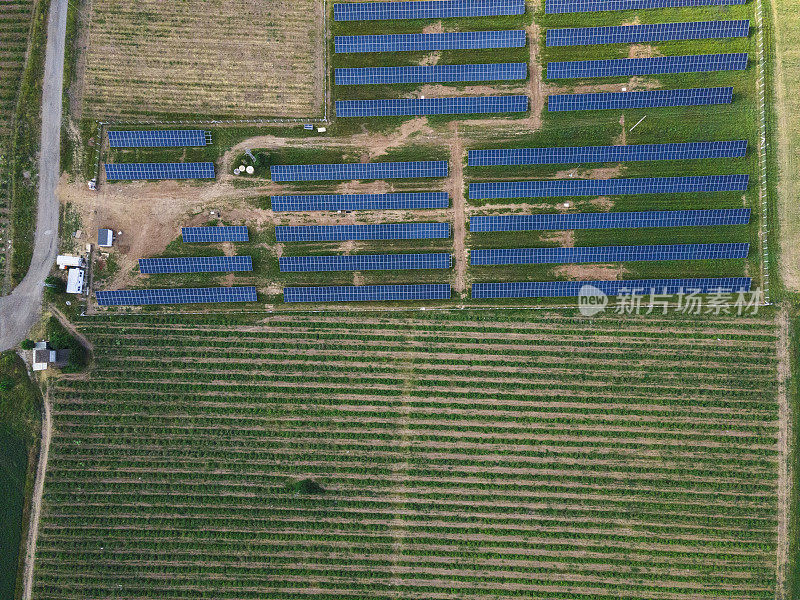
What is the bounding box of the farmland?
[81,0,325,120]
[32,309,787,600]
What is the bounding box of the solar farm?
[34,0,796,598]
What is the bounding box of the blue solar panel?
[272,192,449,211]
[546,20,750,46]
[334,0,525,21]
[138,256,253,274]
[104,163,215,180]
[285,284,452,302]
[547,53,748,79]
[335,30,526,53]
[181,226,249,243]
[546,0,745,14]
[279,253,452,272]
[548,87,732,111]
[271,161,448,182]
[107,130,207,148]
[470,209,751,231]
[469,174,749,199]
[472,277,751,298]
[468,140,747,166]
[95,287,257,306]
[471,243,749,265]
[336,63,527,85]
[276,223,450,242]
[336,96,528,117]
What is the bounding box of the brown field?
[81,0,324,119]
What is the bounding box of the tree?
[20,339,35,350]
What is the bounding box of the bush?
[45,317,87,372]
[45,276,66,294]
[20,339,34,350]
[286,478,325,495]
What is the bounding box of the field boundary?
[754,0,772,304]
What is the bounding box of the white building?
[57,255,84,269]
[66,268,85,294]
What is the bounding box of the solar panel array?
[138,256,253,274]
[470,243,749,265]
[271,161,448,182]
[545,0,745,14]
[472,277,752,298]
[271,192,449,211]
[468,140,747,166]
[547,53,748,79]
[181,226,249,243]
[469,174,749,198]
[279,253,452,272]
[470,209,751,232]
[95,286,257,306]
[285,284,452,302]
[335,30,526,53]
[104,163,215,181]
[548,87,733,111]
[335,63,527,85]
[546,20,750,47]
[334,0,525,21]
[108,130,207,148]
[276,223,451,242]
[336,96,529,117]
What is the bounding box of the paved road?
[0,0,67,351]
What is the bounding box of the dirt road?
[0,0,67,351]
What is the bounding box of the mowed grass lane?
[32,311,779,600]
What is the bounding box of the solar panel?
[470,243,749,265]
[284,284,452,302]
[271,161,448,182]
[334,0,525,21]
[107,130,207,148]
[104,163,215,180]
[276,222,451,242]
[470,209,751,231]
[472,277,751,298]
[336,96,529,117]
[546,0,745,14]
[138,256,253,274]
[469,174,749,199]
[546,20,750,46]
[279,253,452,272]
[335,30,526,53]
[181,226,249,243]
[336,63,527,85]
[272,192,449,211]
[547,53,748,79]
[95,286,257,306]
[468,140,747,166]
[548,87,732,111]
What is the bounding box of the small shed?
[66,268,85,294]
[98,228,114,247]
[32,342,69,371]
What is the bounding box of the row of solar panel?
[469,174,749,199]
[276,223,450,242]
[546,20,749,47]
[469,209,751,232]
[105,163,215,181]
[336,96,528,117]
[546,0,745,14]
[272,192,448,211]
[182,226,249,243]
[95,287,257,306]
[335,62,527,85]
[270,161,448,182]
[547,53,747,79]
[334,0,525,21]
[472,278,751,298]
[279,253,452,272]
[468,140,747,166]
[471,243,749,265]
[285,284,451,302]
[335,30,525,53]
[548,86,732,111]
[108,130,208,148]
[138,256,252,274]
